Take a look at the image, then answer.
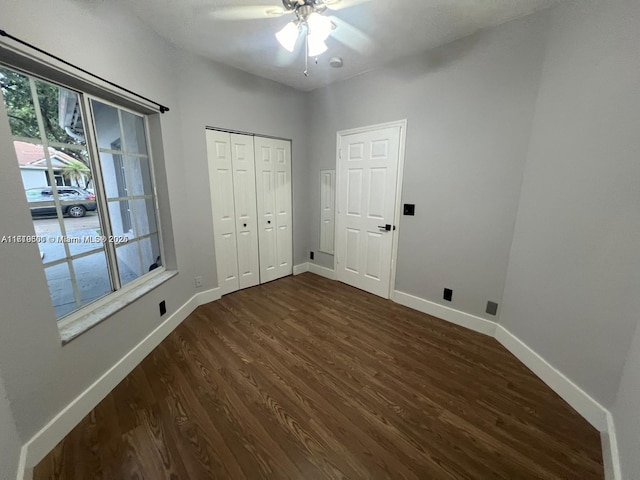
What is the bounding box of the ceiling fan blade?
[209,5,287,21]
[329,16,375,54]
[275,37,306,67]
[323,0,373,11]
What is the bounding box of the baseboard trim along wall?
[16,270,621,480]
[494,325,620,479]
[308,262,337,280]
[391,290,498,337]
[293,263,309,275]
[601,412,622,480]
[494,325,608,430]
[17,287,221,480]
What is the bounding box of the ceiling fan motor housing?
[282,0,328,14]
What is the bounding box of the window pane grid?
[104,194,154,202]
[0,66,161,321]
[28,77,76,265]
[97,149,149,158]
[91,99,162,288]
[42,244,108,267]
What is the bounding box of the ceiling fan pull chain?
[304,31,309,76]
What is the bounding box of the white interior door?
[254,136,293,283]
[206,129,239,295]
[230,133,260,289]
[336,124,402,298]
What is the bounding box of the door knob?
[243,223,247,227]
[267,220,271,224]
[378,224,392,232]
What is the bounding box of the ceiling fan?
[210,0,373,76]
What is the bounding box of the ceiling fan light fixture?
[307,34,328,57]
[307,12,332,41]
[276,21,299,52]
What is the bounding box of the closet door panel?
[273,140,292,276]
[255,136,292,282]
[230,133,260,289]
[256,165,277,281]
[206,130,239,295]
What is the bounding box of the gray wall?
[499,0,640,408]
[611,319,640,479]
[0,1,309,475]
[307,12,550,320]
[0,372,20,480]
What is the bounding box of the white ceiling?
[123,0,559,91]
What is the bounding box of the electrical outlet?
[486,301,499,316]
[443,288,453,302]
[195,276,203,288]
[403,203,415,216]
[159,300,166,316]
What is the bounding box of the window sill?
[59,270,178,345]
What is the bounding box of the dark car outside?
[26,187,97,218]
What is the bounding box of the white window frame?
[0,64,172,342]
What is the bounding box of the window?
[0,66,164,321]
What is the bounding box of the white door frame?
[334,119,408,298]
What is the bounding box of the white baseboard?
[194,286,222,305]
[308,263,336,280]
[495,324,620,477]
[391,290,497,337]
[18,287,220,478]
[391,291,620,474]
[494,325,608,431]
[293,263,309,275]
[601,412,622,480]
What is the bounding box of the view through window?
[0,66,163,319]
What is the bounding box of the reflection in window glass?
[100,153,128,199]
[92,99,161,289]
[73,251,112,306]
[116,242,143,286]
[108,200,133,236]
[140,234,162,272]
[129,156,153,196]
[122,111,148,155]
[45,262,76,318]
[35,79,86,146]
[1,66,164,323]
[0,67,39,138]
[92,101,120,151]
[132,198,158,237]
[1,67,112,320]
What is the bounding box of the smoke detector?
[329,56,343,68]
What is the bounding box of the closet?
[206,129,292,296]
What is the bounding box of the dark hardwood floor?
[35,273,604,479]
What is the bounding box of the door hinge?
[339,149,342,159]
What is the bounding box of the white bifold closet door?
[206,130,292,295]
[206,130,260,295]
[254,136,293,283]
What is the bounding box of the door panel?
[206,130,239,295]
[345,228,360,273]
[255,136,292,283]
[319,170,335,254]
[230,133,260,289]
[336,125,401,298]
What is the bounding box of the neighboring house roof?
[14,141,77,169]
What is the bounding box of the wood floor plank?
[34,273,604,479]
